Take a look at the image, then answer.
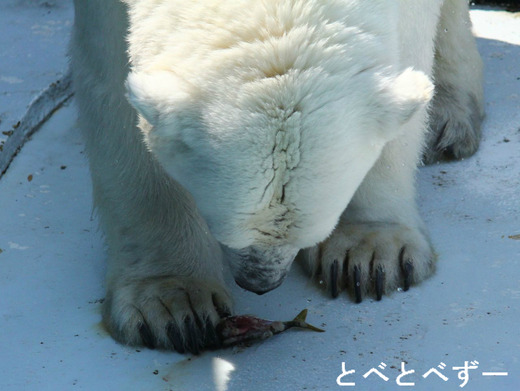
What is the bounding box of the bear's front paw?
[424,84,484,164]
[301,222,436,302]
[103,276,233,354]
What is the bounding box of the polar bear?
[70,0,483,353]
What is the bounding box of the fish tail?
[286,309,325,332]
[293,309,308,323]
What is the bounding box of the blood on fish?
[216,309,324,346]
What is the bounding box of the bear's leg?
[423,0,485,163]
[71,1,232,353]
[301,113,435,302]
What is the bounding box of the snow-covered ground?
[1,6,519,391]
[0,0,72,175]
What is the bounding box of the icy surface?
[0,0,72,129]
[0,0,73,174]
[0,7,519,391]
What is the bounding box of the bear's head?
[126,65,432,294]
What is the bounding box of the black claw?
[138,321,156,350]
[402,262,414,292]
[212,294,232,318]
[219,306,232,319]
[375,267,384,301]
[354,266,362,303]
[166,322,186,353]
[343,250,350,282]
[184,317,202,355]
[315,262,323,281]
[330,260,339,298]
[203,317,221,349]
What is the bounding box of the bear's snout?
[234,270,287,295]
[226,246,298,295]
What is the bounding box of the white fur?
[71,0,483,351]
[124,0,434,250]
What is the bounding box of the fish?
[216,309,325,346]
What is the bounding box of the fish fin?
[301,323,325,333]
[291,309,325,332]
[292,309,308,323]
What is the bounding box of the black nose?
[234,274,286,295]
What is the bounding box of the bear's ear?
[382,68,434,127]
[126,71,189,126]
